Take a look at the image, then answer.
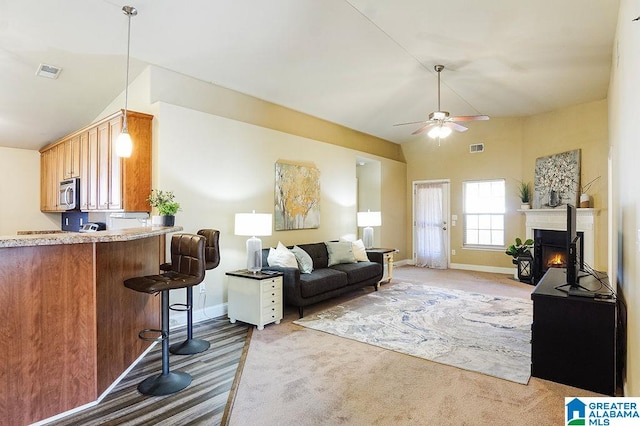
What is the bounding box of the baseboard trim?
[449,263,515,275]
[170,302,228,329]
[401,260,515,275]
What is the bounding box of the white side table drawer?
[226,270,283,330]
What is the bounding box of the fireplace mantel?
[520,208,599,267]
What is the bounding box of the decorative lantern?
[517,252,534,284]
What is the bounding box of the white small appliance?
[107,212,149,230]
[59,178,80,210]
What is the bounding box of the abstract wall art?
[274,161,320,230]
[533,149,581,209]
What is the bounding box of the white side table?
[366,248,396,287]
[226,270,283,330]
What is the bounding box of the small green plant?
[505,237,534,264]
[147,189,181,216]
[517,181,531,203]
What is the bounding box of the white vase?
[520,203,531,210]
[580,193,590,208]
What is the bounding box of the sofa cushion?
[299,268,348,298]
[267,242,298,268]
[298,242,330,269]
[325,241,357,266]
[330,261,382,285]
[339,237,370,262]
[352,239,369,262]
[291,245,313,274]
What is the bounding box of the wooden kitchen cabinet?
[40,110,152,213]
[40,147,60,211]
[62,135,80,179]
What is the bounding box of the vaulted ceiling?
[0,0,619,151]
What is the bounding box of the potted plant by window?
[147,189,180,226]
[518,181,531,210]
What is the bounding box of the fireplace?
[522,208,597,277]
[533,229,584,282]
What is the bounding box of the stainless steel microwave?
[59,178,80,210]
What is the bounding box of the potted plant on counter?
[147,189,181,226]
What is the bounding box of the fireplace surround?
[522,208,597,270]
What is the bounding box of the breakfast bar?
[0,226,181,425]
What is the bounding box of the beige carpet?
[228,266,601,425]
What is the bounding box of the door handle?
[442,227,447,231]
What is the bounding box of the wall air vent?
[469,143,484,153]
[36,63,62,79]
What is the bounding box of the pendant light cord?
[122,6,137,131]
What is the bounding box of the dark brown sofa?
[261,242,383,318]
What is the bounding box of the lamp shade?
[235,212,272,237]
[357,211,381,227]
[115,130,133,157]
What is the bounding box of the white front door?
[413,180,450,269]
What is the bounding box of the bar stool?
[162,229,220,355]
[124,233,206,396]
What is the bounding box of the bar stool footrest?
[169,303,190,312]
[138,328,166,342]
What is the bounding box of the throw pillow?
[291,245,314,274]
[267,242,298,269]
[352,239,369,262]
[325,241,357,267]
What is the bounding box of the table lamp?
[357,210,381,249]
[235,211,272,273]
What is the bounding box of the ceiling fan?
[395,64,489,138]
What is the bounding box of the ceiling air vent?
[36,63,62,79]
[469,143,484,153]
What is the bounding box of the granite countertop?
[0,226,184,248]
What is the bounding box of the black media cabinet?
[531,267,621,395]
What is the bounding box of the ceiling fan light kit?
[395,64,489,141]
[427,125,452,139]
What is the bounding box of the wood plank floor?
[48,317,250,426]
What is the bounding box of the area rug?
[294,282,532,384]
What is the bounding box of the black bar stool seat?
[161,229,220,355]
[124,233,206,396]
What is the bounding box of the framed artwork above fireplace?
[533,149,580,209]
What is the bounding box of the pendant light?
[115,5,137,158]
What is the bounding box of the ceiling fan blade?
[449,115,490,122]
[393,120,429,127]
[412,123,436,135]
[444,122,468,132]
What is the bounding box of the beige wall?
[401,100,609,272]
[152,101,407,317]
[0,147,58,235]
[522,99,609,271]
[100,67,408,318]
[609,0,639,396]
[357,161,382,247]
[402,117,525,270]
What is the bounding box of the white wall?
[0,147,58,235]
[609,0,640,396]
[153,102,403,320]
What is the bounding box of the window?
[463,179,505,247]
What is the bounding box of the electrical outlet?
[199,284,206,294]
[451,249,456,256]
